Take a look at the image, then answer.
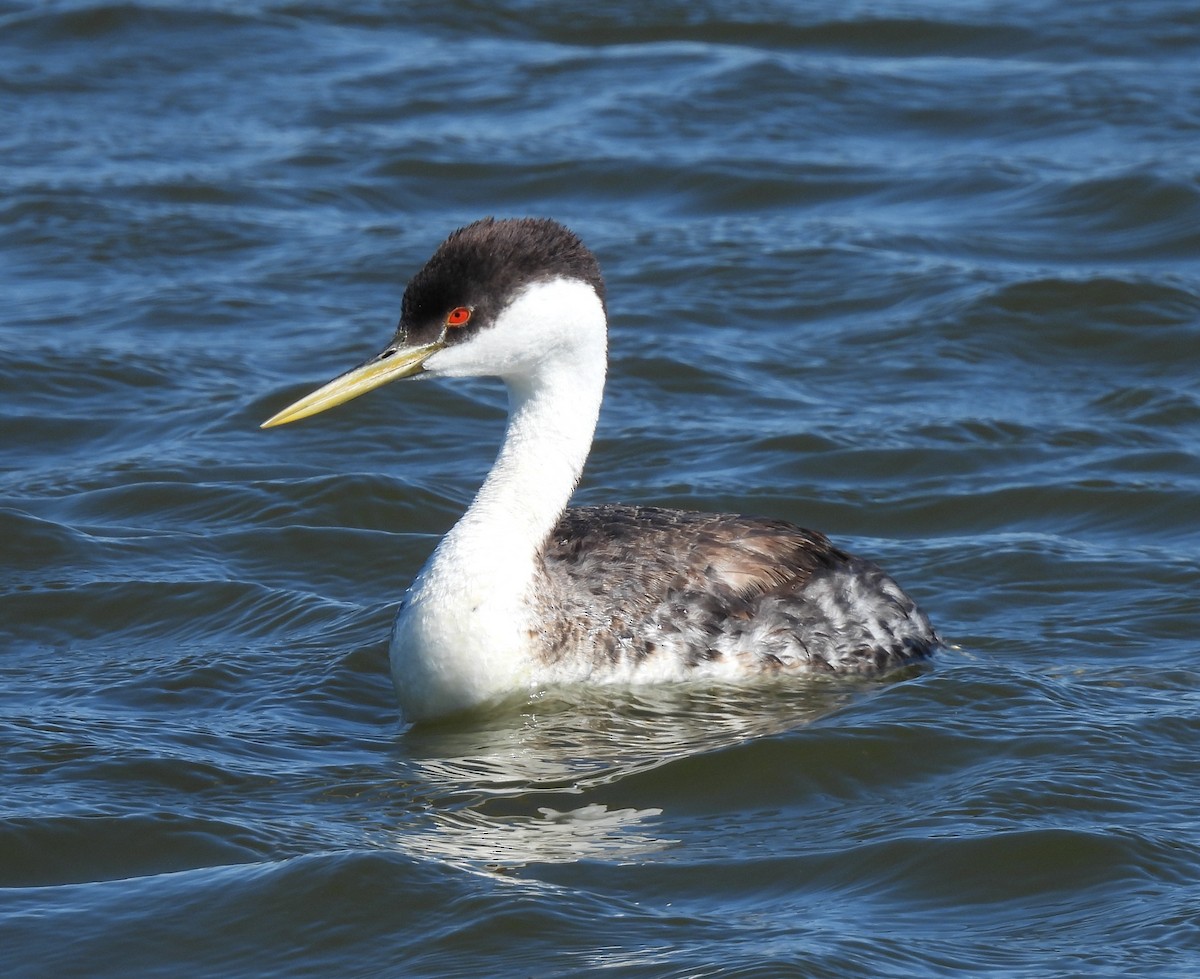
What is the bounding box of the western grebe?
[263,218,938,721]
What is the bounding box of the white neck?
[389,278,608,721]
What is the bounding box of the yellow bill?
[261,339,444,428]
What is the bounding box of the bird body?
[263,218,937,722]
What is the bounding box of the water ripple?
[3,0,1200,975]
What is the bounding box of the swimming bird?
[263,218,937,721]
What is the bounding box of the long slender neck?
[443,352,605,568]
[422,277,608,579]
[391,279,608,720]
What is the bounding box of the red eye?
[446,306,472,327]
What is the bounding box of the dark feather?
[533,504,938,675]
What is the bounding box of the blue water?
[3,1,1200,975]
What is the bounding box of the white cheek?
[422,278,605,380]
[426,328,521,377]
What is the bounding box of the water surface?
[3,1,1199,975]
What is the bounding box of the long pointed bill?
[261,339,444,428]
